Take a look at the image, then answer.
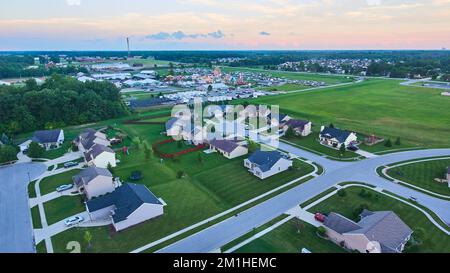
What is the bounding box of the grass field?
[387,159,450,195]
[31,205,42,229]
[49,119,315,253]
[250,79,450,148]
[43,195,85,225]
[39,169,79,196]
[235,219,346,253]
[308,186,450,252]
[259,83,311,92]
[222,67,354,84]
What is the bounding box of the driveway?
[158,148,450,253]
[0,162,47,253]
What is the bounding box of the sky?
[0,0,449,50]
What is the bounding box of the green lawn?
[308,186,450,253]
[36,241,47,253]
[39,169,79,196]
[31,205,42,229]
[28,180,37,198]
[41,141,73,159]
[43,195,85,225]
[387,159,450,195]
[222,67,354,84]
[260,83,310,92]
[235,219,346,253]
[249,79,450,148]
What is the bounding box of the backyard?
[308,186,450,253]
[387,159,450,195]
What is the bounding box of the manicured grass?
[260,83,310,92]
[309,186,450,252]
[235,219,346,253]
[157,140,195,155]
[222,67,354,84]
[250,79,450,148]
[41,141,72,159]
[283,131,360,159]
[43,195,85,225]
[39,169,79,196]
[31,205,42,229]
[387,159,450,195]
[36,241,47,253]
[28,180,37,198]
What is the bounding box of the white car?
[56,184,73,192]
[64,216,84,227]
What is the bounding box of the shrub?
[384,139,392,147]
[317,226,327,237]
[395,137,401,146]
[28,141,45,158]
[337,189,347,197]
[176,170,184,179]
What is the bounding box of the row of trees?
[0,75,128,136]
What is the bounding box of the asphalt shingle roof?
[32,129,62,144]
[247,149,289,172]
[285,119,310,130]
[86,183,163,223]
[320,127,352,143]
[72,166,112,187]
[209,139,240,153]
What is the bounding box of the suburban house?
[244,149,293,179]
[209,138,248,159]
[281,119,312,137]
[447,167,450,187]
[166,117,183,137]
[75,128,110,152]
[323,210,413,253]
[85,183,164,232]
[319,126,358,148]
[31,129,64,150]
[72,167,118,200]
[84,144,116,168]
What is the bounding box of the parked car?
[64,216,84,227]
[347,145,359,151]
[64,161,78,168]
[56,184,73,192]
[22,149,28,154]
[314,213,326,223]
[409,196,418,202]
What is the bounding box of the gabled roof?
[32,129,62,144]
[86,183,163,223]
[165,117,180,131]
[320,127,353,143]
[247,149,289,172]
[209,139,240,153]
[73,166,112,187]
[285,119,310,130]
[84,144,114,162]
[324,210,413,253]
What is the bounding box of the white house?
[209,138,248,159]
[319,126,358,148]
[72,167,117,200]
[31,129,65,150]
[244,149,293,179]
[84,144,116,168]
[282,119,312,137]
[76,128,110,152]
[85,183,164,232]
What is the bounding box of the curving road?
[0,162,47,253]
[158,146,450,253]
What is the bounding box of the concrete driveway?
[0,162,47,253]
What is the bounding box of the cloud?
[366,0,382,5]
[66,0,81,6]
[146,30,225,40]
[260,31,271,36]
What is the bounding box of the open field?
[259,83,311,92]
[387,159,450,195]
[309,186,450,252]
[235,219,346,253]
[250,79,450,148]
[222,67,354,84]
[48,118,315,253]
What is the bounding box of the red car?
[314,213,326,223]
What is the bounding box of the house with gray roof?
[84,144,116,168]
[282,119,312,137]
[209,138,248,159]
[323,210,413,253]
[319,126,357,148]
[86,183,164,232]
[31,129,64,150]
[73,166,117,200]
[75,128,110,152]
[244,149,292,179]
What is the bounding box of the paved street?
[0,162,47,253]
[158,148,450,253]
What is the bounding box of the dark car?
[347,145,359,151]
[22,149,28,154]
[64,161,78,168]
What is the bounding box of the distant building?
[199,83,229,92]
[323,210,413,253]
[86,183,164,232]
[319,126,357,148]
[209,138,248,159]
[31,129,64,150]
[244,149,293,179]
[282,119,312,137]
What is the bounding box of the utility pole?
[126,37,131,59]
